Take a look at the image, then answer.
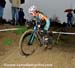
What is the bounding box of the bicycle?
[19,20,54,56]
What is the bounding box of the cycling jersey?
[31,12,50,31]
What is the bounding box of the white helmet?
[28,5,37,13]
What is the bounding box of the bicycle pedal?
[47,46,52,49]
[28,42,32,45]
[40,44,43,47]
[44,45,47,48]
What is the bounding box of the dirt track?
[0,24,75,68]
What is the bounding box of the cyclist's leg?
[44,19,50,31]
[43,19,50,44]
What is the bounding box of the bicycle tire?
[19,29,39,56]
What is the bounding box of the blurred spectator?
[9,0,21,25]
[0,0,6,24]
[67,12,73,27]
[51,15,61,26]
[18,8,25,25]
[62,22,67,27]
[73,9,75,25]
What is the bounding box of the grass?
[3,39,13,46]
[13,25,28,35]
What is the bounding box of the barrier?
[0,28,21,32]
[0,28,75,43]
[52,31,75,35]
[52,31,75,43]
[0,28,75,35]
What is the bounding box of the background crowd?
[0,0,25,25]
[0,0,75,27]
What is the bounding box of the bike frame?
[28,21,45,45]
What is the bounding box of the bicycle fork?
[28,32,35,45]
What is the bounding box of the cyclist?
[28,5,50,31]
[28,5,51,48]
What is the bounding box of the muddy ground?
[0,24,75,68]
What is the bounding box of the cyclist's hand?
[38,24,40,28]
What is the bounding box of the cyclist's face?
[30,12,37,16]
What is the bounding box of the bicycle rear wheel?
[19,29,39,56]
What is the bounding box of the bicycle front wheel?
[19,29,39,56]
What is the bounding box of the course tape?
[0,28,21,32]
[0,28,75,35]
[52,31,75,35]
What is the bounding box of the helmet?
[28,5,37,13]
